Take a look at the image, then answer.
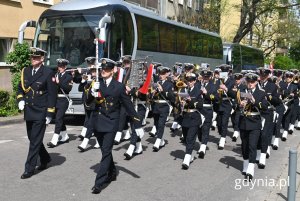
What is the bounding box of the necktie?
[104,80,107,87]
[33,69,36,75]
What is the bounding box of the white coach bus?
[19,0,224,115]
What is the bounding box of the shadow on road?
[90,163,141,178]
[219,156,242,171]
[170,149,185,160]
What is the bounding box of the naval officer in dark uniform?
[84,58,141,194]
[47,59,73,148]
[17,47,57,179]
[238,73,268,180]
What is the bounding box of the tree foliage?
[289,41,300,63]
[273,55,296,70]
[5,43,31,93]
[233,0,300,43]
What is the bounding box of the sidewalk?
[0,113,24,126]
[266,141,300,201]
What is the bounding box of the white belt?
[138,101,146,104]
[203,104,213,108]
[58,94,67,98]
[184,109,198,113]
[222,97,230,100]
[244,112,260,116]
[268,106,274,109]
[154,100,168,103]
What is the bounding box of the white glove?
[45,117,52,125]
[92,81,100,91]
[18,100,25,110]
[91,91,100,98]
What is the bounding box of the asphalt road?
[0,116,299,201]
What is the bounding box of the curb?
[0,116,24,126]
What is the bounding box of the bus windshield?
[35,13,105,68]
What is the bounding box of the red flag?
[139,64,153,94]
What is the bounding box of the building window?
[187,0,193,8]
[195,0,200,11]
[32,0,53,5]
[0,38,14,64]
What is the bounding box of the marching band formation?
[17,47,300,194]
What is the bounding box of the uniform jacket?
[239,86,268,130]
[85,78,140,133]
[152,79,175,114]
[17,65,57,121]
[181,85,203,127]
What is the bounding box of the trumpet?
[176,80,187,88]
[65,66,94,72]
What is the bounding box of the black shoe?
[272,145,278,150]
[153,146,159,152]
[218,146,224,150]
[182,163,189,170]
[37,158,51,171]
[242,171,246,176]
[232,136,237,142]
[47,142,57,148]
[78,135,84,140]
[258,163,265,169]
[124,152,132,160]
[91,186,102,194]
[198,151,205,159]
[211,126,215,131]
[281,137,287,141]
[266,153,270,159]
[246,173,253,181]
[21,172,34,179]
[58,139,69,144]
[149,132,156,137]
[78,145,86,152]
[114,140,120,145]
[288,130,293,134]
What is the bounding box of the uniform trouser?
[240,129,261,163]
[94,132,116,188]
[198,108,213,145]
[153,112,169,139]
[85,110,94,139]
[83,108,92,128]
[54,98,68,134]
[282,105,294,130]
[217,108,231,138]
[291,104,300,124]
[274,107,284,138]
[231,109,241,132]
[129,104,146,146]
[118,106,130,132]
[258,113,273,153]
[182,126,198,155]
[25,120,50,173]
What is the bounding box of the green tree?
[233,0,300,43]
[273,55,295,70]
[5,43,31,92]
[289,41,300,63]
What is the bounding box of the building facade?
[0,0,61,91]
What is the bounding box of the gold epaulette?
[47,107,55,113]
[21,67,32,93]
[17,94,23,99]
